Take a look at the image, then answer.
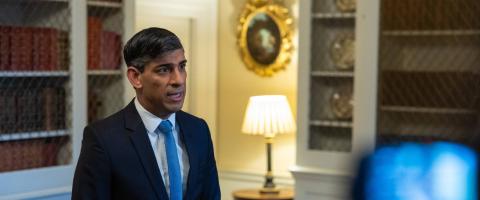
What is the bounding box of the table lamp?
[241,95,296,194]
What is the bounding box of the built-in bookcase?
[0,0,72,174]
[294,0,480,199]
[87,0,124,123]
[0,0,129,198]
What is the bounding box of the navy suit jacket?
[72,100,220,200]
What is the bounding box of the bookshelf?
[294,0,480,199]
[308,0,357,153]
[0,0,130,198]
[87,0,124,123]
[0,0,71,172]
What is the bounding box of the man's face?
[134,49,187,118]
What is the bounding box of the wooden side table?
[233,188,294,200]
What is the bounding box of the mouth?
[167,91,184,102]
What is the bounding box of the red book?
[32,27,60,71]
[33,27,47,70]
[24,139,45,169]
[101,31,121,69]
[0,142,15,171]
[10,27,33,71]
[32,27,40,70]
[88,17,102,70]
[42,140,55,166]
[57,31,69,70]
[48,28,59,70]
[42,137,67,167]
[0,26,10,70]
[20,27,33,71]
[10,27,21,71]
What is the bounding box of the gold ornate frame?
[237,0,293,77]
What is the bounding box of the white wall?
[216,0,299,199]
[132,1,299,199]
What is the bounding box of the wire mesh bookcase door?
[0,0,72,172]
[87,0,124,124]
[377,0,480,150]
[308,0,356,152]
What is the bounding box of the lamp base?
[259,187,280,194]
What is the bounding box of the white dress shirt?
[134,98,189,196]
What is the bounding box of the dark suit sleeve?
[72,126,111,200]
[200,119,221,200]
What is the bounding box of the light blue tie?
[157,120,182,200]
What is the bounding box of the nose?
[169,66,186,87]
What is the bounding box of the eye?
[179,63,187,71]
[156,66,171,74]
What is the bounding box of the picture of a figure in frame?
[246,12,281,65]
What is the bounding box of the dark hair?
[123,27,183,72]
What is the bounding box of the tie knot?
[157,120,173,134]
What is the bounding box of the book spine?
[49,28,59,70]
[0,26,10,70]
[88,17,102,70]
[43,87,54,131]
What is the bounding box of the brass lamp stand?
[260,136,278,194]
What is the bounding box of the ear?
[127,66,142,89]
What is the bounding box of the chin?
[166,102,184,112]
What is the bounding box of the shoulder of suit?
[177,110,205,123]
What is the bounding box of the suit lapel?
[124,100,169,200]
[176,111,199,200]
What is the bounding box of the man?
[72,27,220,200]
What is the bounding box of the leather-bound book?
[101,31,121,69]
[48,28,59,70]
[0,26,10,70]
[16,88,28,132]
[43,87,55,131]
[55,88,66,130]
[58,30,69,70]
[0,89,5,133]
[10,27,33,71]
[10,27,21,71]
[88,17,102,70]
[3,89,16,133]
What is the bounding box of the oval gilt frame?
[237,0,293,77]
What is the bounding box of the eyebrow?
[155,59,188,68]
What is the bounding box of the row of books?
[0,137,67,172]
[0,87,66,134]
[380,71,479,108]
[0,26,69,71]
[88,17,122,70]
[382,0,480,30]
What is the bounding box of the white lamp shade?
[241,95,296,138]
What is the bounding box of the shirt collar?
[134,97,176,133]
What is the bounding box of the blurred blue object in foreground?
[354,142,477,200]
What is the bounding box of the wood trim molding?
[219,169,294,186]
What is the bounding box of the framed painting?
[237,0,293,77]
